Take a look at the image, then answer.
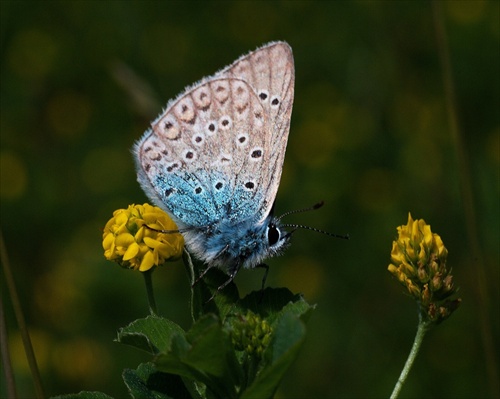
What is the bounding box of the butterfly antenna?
[144,224,184,234]
[279,201,349,240]
[281,223,349,240]
[277,201,325,221]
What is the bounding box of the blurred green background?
[1,1,498,398]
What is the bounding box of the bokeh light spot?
[9,330,51,376]
[355,168,398,211]
[81,147,132,194]
[277,257,324,300]
[7,29,58,80]
[34,265,90,332]
[0,150,28,199]
[400,136,443,185]
[52,338,110,383]
[46,91,92,139]
[140,24,191,74]
[293,118,339,168]
[486,127,499,164]
[446,0,487,25]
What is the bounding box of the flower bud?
[387,213,460,324]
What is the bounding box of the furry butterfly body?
[135,41,295,282]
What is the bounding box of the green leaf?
[116,315,185,354]
[279,296,316,324]
[236,287,315,326]
[155,314,242,399]
[226,289,314,398]
[183,315,241,381]
[51,392,114,399]
[241,312,307,399]
[122,362,194,399]
[184,251,310,325]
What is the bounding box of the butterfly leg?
[192,263,218,287]
[192,244,230,287]
[206,268,240,302]
[255,263,269,302]
[256,263,270,291]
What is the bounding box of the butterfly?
[134,41,295,294]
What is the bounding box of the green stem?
[182,249,198,322]
[241,352,260,392]
[390,317,431,399]
[1,229,45,398]
[143,269,157,315]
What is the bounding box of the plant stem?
[433,2,498,396]
[182,249,199,322]
[1,230,45,399]
[390,317,431,399]
[143,269,157,315]
[241,352,259,392]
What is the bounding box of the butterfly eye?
[267,224,280,246]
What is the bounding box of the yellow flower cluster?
[103,204,184,272]
[388,213,460,323]
[230,311,272,357]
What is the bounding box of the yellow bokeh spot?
[277,257,324,299]
[446,0,487,25]
[9,330,51,374]
[400,135,443,184]
[52,338,110,382]
[486,127,500,164]
[140,24,191,74]
[7,29,58,80]
[355,168,397,212]
[33,261,90,332]
[228,1,279,44]
[293,118,339,168]
[81,147,131,194]
[0,151,28,199]
[46,91,92,139]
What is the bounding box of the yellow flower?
[388,213,460,323]
[102,204,184,272]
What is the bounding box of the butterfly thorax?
[180,215,290,275]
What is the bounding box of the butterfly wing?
[135,41,295,229]
[218,42,295,222]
